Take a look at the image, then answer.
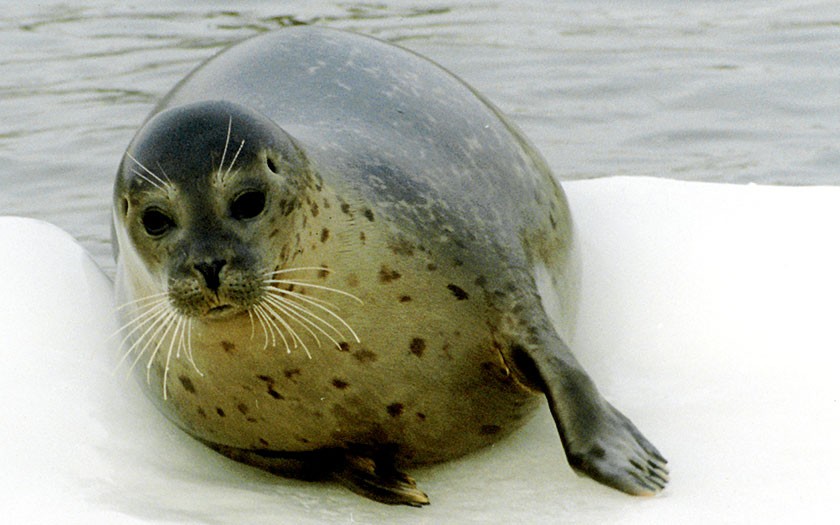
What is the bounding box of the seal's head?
[114,100,314,321]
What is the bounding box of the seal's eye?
[141,208,175,237]
[231,190,266,220]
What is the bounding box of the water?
[1,0,839,273]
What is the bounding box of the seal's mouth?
[209,304,232,313]
[204,304,236,319]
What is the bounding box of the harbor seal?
[113,26,668,506]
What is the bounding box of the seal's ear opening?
[266,154,280,174]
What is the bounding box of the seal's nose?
[194,259,226,291]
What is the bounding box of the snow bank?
[1,177,837,523]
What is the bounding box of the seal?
[113,26,668,506]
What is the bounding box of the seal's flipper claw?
[565,405,670,496]
[335,454,430,507]
[510,334,669,496]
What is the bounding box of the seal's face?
[114,101,313,321]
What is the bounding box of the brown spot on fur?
[447,284,469,300]
[268,228,280,239]
[480,424,502,435]
[353,349,378,363]
[427,263,437,271]
[267,388,283,400]
[318,265,329,279]
[259,438,270,446]
[178,375,196,394]
[363,208,375,221]
[475,275,487,287]
[237,403,249,415]
[278,199,291,216]
[341,202,351,215]
[388,238,414,256]
[416,412,427,421]
[320,228,330,243]
[216,407,226,417]
[311,200,320,217]
[399,295,412,303]
[258,375,284,399]
[346,273,360,287]
[338,342,351,352]
[323,198,331,209]
[332,378,349,389]
[409,338,426,357]
[284,368,302,380]
[221,340,236,354]
[387,403,404,417]
[197,407,207,418]
[379,265,402,283]
[359,231,367,244]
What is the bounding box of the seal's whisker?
[224,139,246,180]
[216,116,233,185]
[112,297,169,340]
[155,161,173,184]
[257,300,307,355]
[262,266,334,277]
[130,169,166,192]
[252,305,269,349]
[265,302,303,355]
[265,288,361,343]
[144,308,177,378]
[115,291,170,312]
[174,315,186,359]
[265,279,364,304]
[263,293,343,351]
[253,303,282,352]
[114,301,171,371]
[184,318,203,376]
[262,294,328,349]
[117,296,202,390]
[260,300,313,359]
[125,306,174,375]
[248,308,256,340]
[126,152,169,190]
[256,304,279,351]
[161,312,182,400]
[264,283,340,309]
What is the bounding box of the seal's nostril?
[194,259,226,291]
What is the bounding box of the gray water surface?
[1,0,839,272]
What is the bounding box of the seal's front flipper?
[511,332,669,495]
[334,453,430,507]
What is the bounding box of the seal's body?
[113,27,667,505]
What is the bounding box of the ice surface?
[1,177,838,524]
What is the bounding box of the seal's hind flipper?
[204,442,430,505]
[509,323,669,496]
[334,453,429,507]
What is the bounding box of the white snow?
[1,177,838,524]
